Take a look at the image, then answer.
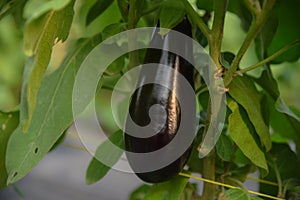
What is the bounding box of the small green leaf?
[222,188,249,200]
[86,130,124,185]
[130,184,151,200]
[196,0,213,11]
[158,0,185,35]
[23,0,75,131]
[0,111,19,190]
[229,76,271,151]
[216,133,235,161]
[117,0,129,21]
[144,175,189,200]
[86,0,114,26]
[227,99,268,174]
[220,52,235,69]
[6,36,101,184]
[102,23,126,41]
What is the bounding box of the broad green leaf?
[86,0,114,26]
[86,130,124,185]
[23,0,74,132]
[6,36,101,184]
[227,99,268,173]
[130,184,151,200]
[255,70,300,150]
[261,143,300,197]
[229,76,271,151]
[158,0,185,35]
[144,175,189,200]
[269,144,300,180]
[267,0,300,63]
[216,133,235,162]
[0,111,19,190]
[222,188,249,200]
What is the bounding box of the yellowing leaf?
[23,0,74,131]
[229,76,271,151]
[227,99,268,174]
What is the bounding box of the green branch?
[239,39,300,74]
[128,0,139,69]
[224,0,275,86]
[181,0,210,39]
[209,0,228,70]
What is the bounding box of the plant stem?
[239,39,300,74]
[200,100,216,200]
[181,0,210,39]
[273,161,283,198]
[200,1,228,199]
[224,0,275,86]
[209,0,228,70]
[128,0,139,69]
[201,149,216,200]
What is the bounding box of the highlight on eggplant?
[124,16,197,183]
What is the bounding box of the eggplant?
[124,16,196,183]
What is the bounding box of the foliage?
[0,0,300,199]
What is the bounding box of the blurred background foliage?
[0,0,300,199]
[1,2,299,127]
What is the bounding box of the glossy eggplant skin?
[124,17,195,183]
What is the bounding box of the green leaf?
[227,99,268,174]
[216,133,235,162]
[86,130,124,185]
[222,188,250,200]
[143,175,189,200]
[23,0,71,22]
[158,0,185,35]
[255,70,300,151]
[0,0,27,22]
[196,0,213,11]
[101,23,126,41]
[117,0,129,21]
[0,111,19,190]
[86,0,114,26]
[254,6,278,60]
[130,184,151,200]
[229,76,271,151]
[260,143,300,197]
[5,36,101,184]
[23,0,75,131]
[220,52,235,69]
[267,0,300,63]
